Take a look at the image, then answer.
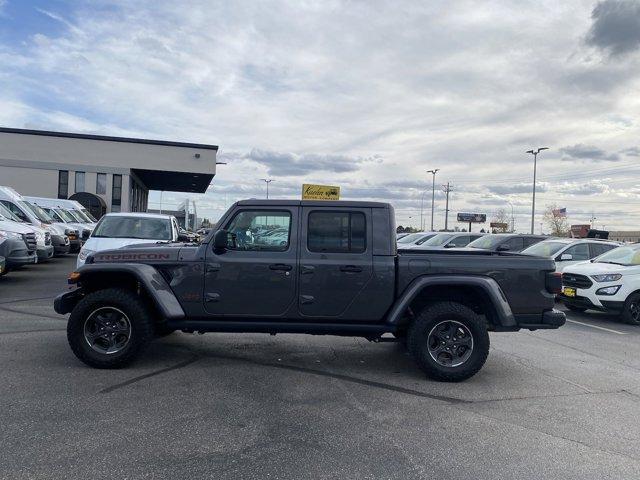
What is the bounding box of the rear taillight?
[546,272,562,294]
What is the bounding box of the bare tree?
[543,204,569,237]
[491,208,510,233]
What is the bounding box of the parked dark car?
[55,200,565,382]
[463,234,547,253]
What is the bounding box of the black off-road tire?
[67,288,154,368]
[407,301,490,382]
[622,292,640,326]
[565,304,587,313]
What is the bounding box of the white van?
[0,186,72,258]
[25,196,92,252]
[0,199,53,261]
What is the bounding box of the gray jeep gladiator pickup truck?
[55,200,565,381]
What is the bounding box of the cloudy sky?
[1,0,640,231]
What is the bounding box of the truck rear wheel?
[67,288,154,368]
[407,301,490,382]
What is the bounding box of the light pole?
[427,169,439,231]
[526,147,548,234]
[507,201,515,232]
[260,178,274,199]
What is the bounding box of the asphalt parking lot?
[1,256,640,479]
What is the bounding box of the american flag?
[552,207,567,218]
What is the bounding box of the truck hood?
[563,261,628,275]
[83,237,165,253]
[0,219,37,234]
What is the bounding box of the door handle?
[300,265,315,274]
[269,263,292,271]
[205,293,220,303]
[339,265,362,273]
[206,263,220,273]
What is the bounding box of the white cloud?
[1,0,640,231]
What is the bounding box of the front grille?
[562,273,593,289]
[22,233,37,252]
[45,232,51,245]
[82,229,91,240]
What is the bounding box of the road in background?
[1,256,639,479]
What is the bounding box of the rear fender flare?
[386,275,515,327]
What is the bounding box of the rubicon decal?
[96,253,173,261]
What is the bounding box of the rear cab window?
[307,211,366,253]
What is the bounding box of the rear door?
[203,206,298,316]
[298,207,373,319]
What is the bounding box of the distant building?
[608,231,640,243]
[0,127,218,219]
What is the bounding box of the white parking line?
[566,319,627,335]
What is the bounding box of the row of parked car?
[0,186,97,276]
[397,230,640,324]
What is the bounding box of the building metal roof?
[0,127,218,151]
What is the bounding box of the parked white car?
[403,232,484,250]
[396,232,438,248]
[77,213,181,268]
[560,243,640,324]
[521,238,620,272]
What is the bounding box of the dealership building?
[0,127,218,219]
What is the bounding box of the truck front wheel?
[67,288,154,368]
[407,301,490,382]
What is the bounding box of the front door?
[298,207,373,319]
[203,207,298,317]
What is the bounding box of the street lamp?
[260,178,274,199]
[427,169,439,231]
[526,148,548,234]
[507,201,515,233]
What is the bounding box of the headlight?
[591,274,622,282]
[35,231,44,240]
[0,230,22,239]
[78,249,95,261]
[596,285,621,295]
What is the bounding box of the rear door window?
[503,237,524,251]
[590,242,617,258]
[447,235,470,247]
[563,243,590,261]
[307,211,366,253]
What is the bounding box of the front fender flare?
[386,275,515,327]
[54,263,185,320]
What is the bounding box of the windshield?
[421,233,455,247]
[467,235,507,249]
[92,216,172,240]
[594,245,639,266]
[21,201,52,223]
[42,207,64,223]
[522,241,567,257]
[0,203,24,222]
[81,208,97,222]
[55,208,77,223]
[66,210,84,222]
[74,209,93,222]
[398,233,424,244]
[415,233,438,245]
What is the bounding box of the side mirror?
[444,243,456,248]
[177,233,191,242]
[497,244,511,251]
[213,229,229,251]
[559,253,573,261]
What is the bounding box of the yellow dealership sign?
[302,184,340,200]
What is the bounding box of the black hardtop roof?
[235,199,391,208]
